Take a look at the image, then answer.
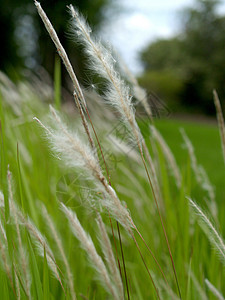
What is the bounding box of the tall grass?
[0,2,224,299]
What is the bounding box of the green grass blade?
[27,236,43,300]
[43,247,50,300]
[2,274,10,300]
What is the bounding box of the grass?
[0,2,224,299]
[154,119,224,204]
[1,74,224,298]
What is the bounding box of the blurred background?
[1,0,225,116]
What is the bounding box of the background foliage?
[0,0,111,81]
[140,0,225,115]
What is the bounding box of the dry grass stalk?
[213,90,225,164]
[34,1,86,109]
[61,203,119,300]
[73,91,95,150]
[34,1,97,155]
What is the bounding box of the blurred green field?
[155,119,224,204]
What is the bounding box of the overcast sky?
[101,0,225,74]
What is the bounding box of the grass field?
[0,75,224,299]
[154,119,224,204]
[0,2,224,299]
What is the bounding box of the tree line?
[140,0,225,115]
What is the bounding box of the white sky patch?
[125,13,152,29]
[101,0,225,74]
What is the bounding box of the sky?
[101,0,225,74]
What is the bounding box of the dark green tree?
[0,0,111,80]
[140,0,225,114]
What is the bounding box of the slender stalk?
[34,1,87,109]
[132,227,169,287]
[130,232,160,300]
[116,221,130,300]
[73,92,95,150]
[97,214,123,298]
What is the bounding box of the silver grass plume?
[61,203,119,300]
[205,279,225,300]
[69,5,142,147]
[213,90,225,164]
[96,214,123,299]
[68,6,162,213]
[118,56,152,119]
[34,106,134,232]
[41,204,76,300]
[188,198,225,264]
